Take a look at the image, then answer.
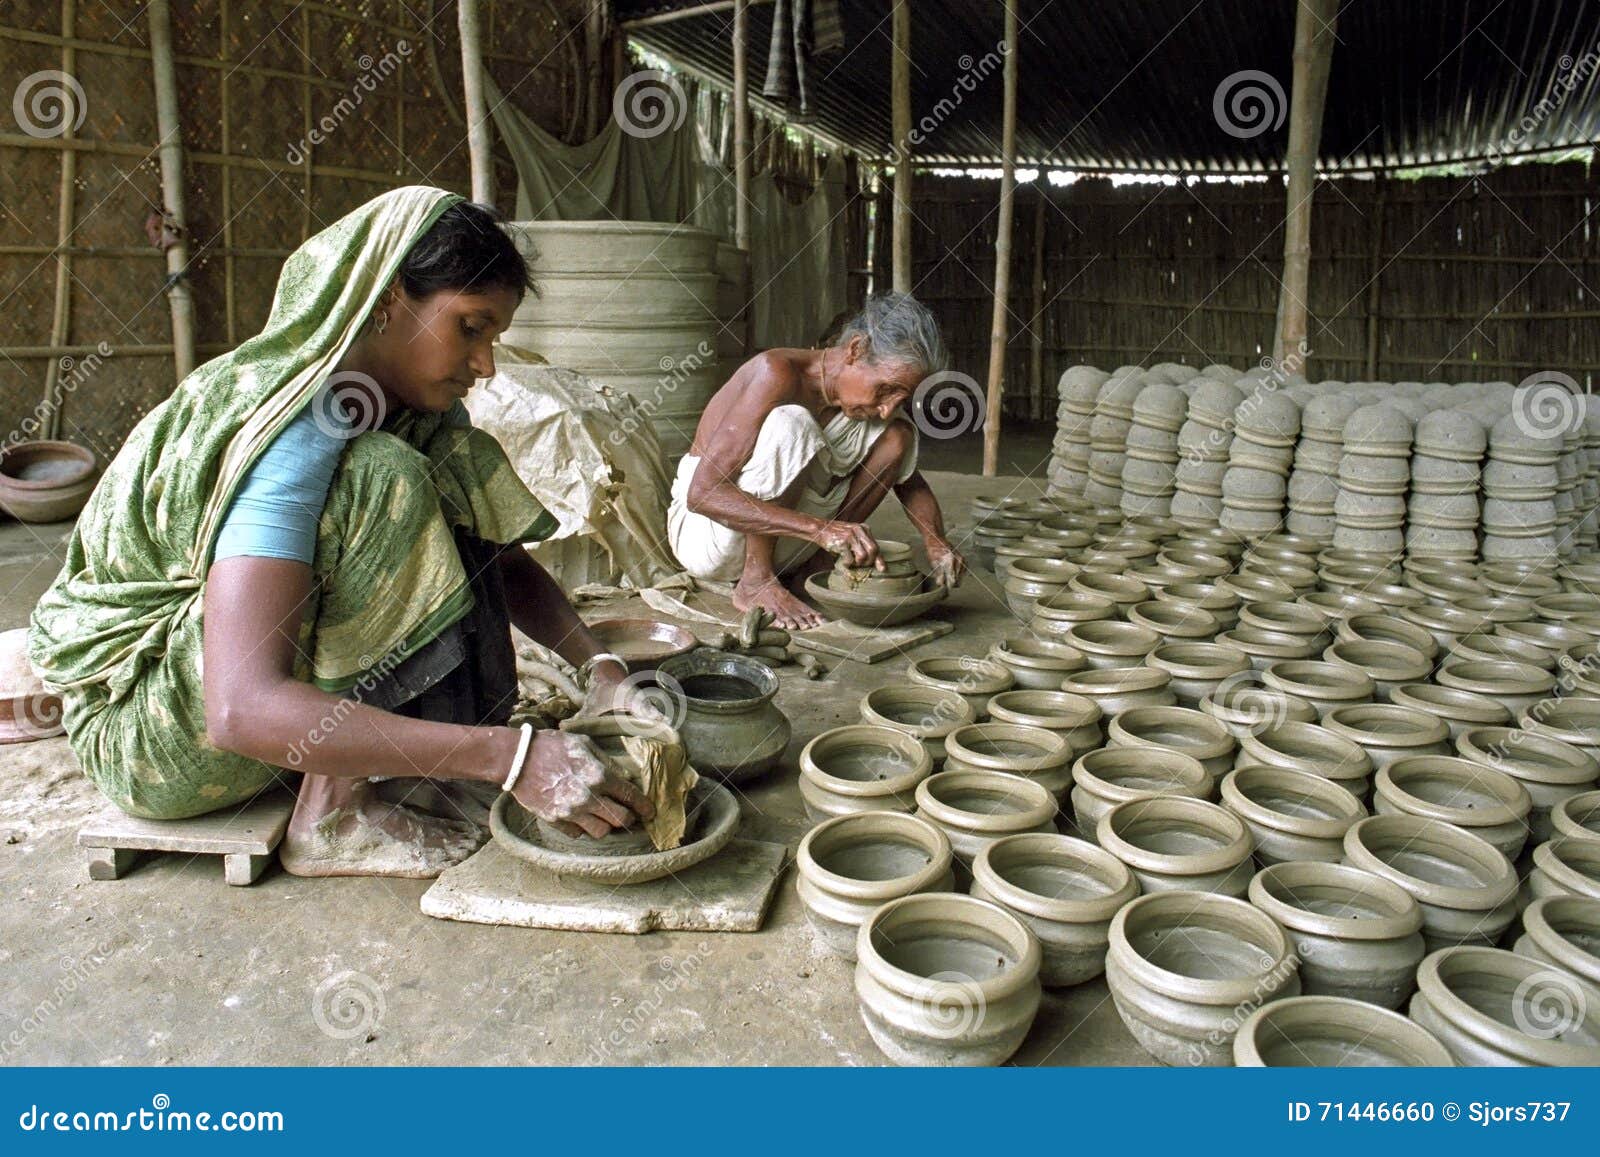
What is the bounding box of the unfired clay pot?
[855,893,1043,1066]
[1232,995,1452,1067]
[1514,895,1600,991]
[985,690,1102,757]
[944,723,1074,802]
[1550,789,1600,844]
[1060,667,1177,716]
[1323,704,1450,776]
[1236,721,1374,799]
[1455,725,1599,844]
[1126,599,1222,643]
[1409,946,1600,1065]
[797,811,954,959]
[1200,684,1319,740]
[1435,659,1556,717]
[1106,891,1301,1066]
[1029,591,1116,643]
[970,833,1139,988]
[656,650,790,784]
[1334,612,1439,660]
[1146,642,1251,708]
[1096,796,1254,897]
[1217,626,1321,671]
[907,656,1015,719]
[1389,683,1512,742]
[1220,766,1367,865]
[1107,705,1236,779]
[1342,815,1519,951]
[1521,698,1600,769]
[987,636,1087,690]
[1260,659,1374,720]
[914,769,1059,882]
[1321,640,1431,703]
[1069,746,1212,842]
[1248,861,1425,1008]
[1063,619,1161,670]
[1373,755,1533,862]
[860,684,977,767]
[798,724,933,822]
[1523,838,1600,905]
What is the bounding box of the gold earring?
[374,310,388,335]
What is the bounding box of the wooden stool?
[76,793,294,885]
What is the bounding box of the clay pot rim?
[1127,562,1203,587]
[1415,945,1600,1066]
[1520,895,1600,982]
[1248,861,1422,940]
[800,724,933,797]
[658,649,779,711]
[1376,755,1532,828]
[1069,572,1150,602]
[860,684,977,738]
[1531,838,1600,896]
[1296,590,1381,619]
[1324,703,1450,748]
[1550,789,1600,842]
[1390,683,1512,726]
[973,833,1139,924]
[1535,592,1600,621]
[1239,600,1327,636]
[1343,816,1517,910]
[1436,658,1555,698]
[1008,556,1080,584]
[1071,744,1210,799]
[1364,583,1429,609]
[797,810,953,901]
[1261,659,1375,700]
[1241,561,1317,590]
[1452,631,1554,668]
[1033,590,1118,619]
[1459,593,1535,621]
[1097,796,1253,875]
[1200,686,1318,726]
[908,656,1014,695]
[945,722,1072,774]
[1107,705,1235,760]
[1157,547,1233,574]
[1064,619,1161,656]
[1157,580,1242,609]
[1217,626,1321,659]
[1146,641,1252,679]
[856,892,1043,1005]
[915,769,1059,833]
[0,440,96,490]
[1400,604,1488,635]
[1233,995,1452,1067]
[1340,613,1441,656]
[1222,765,1367,839]
[1060,665,1171,693]
[1498,619,1590,651]
[1221,572,1297,601]
[989,637,1086,671]
[986,689,1102,730]
[1127,600,1221,637]
[1457,726,1598,785]
[1240,720,1372,782]
[1323,639,1433,682]
[1108,891,1294,1007]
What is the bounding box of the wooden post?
[1364,185,1387,379]
[891,0,913,293]
[458,0,494,205]
[1029,183,1046,421]
[39,0,76,439]
[982,1,1018,477]
[147,0,196,383]
[219,0,236,348]
[1273,0,1339,365]
[585,2,605,140]
[733,0,751,250]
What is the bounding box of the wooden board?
[76,792,294,886]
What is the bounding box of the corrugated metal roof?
[621,0,1600,171]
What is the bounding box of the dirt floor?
[0,430,1151,1066]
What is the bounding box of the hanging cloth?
[763,0,846,121]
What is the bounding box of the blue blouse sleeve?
[212,405,348,566]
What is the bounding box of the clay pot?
[1248,862,1425,1008]
[986,690,1101,757]
[1068,571,1150,612]
[1389,683,1512,742]
[1221,766,1367,865]
[1455,726,1599,844]
[0,440,97,523]
[860,684,977,767]
[1342,816,1519,950]
[1029,590,1116,642]
[1436,659,1556,717]
[1154,580,1242,629]
[1001,556,1080,618]
[987,636,1086,690]
[1551,789,1600,844]
[1126,598,1223,643]
[1216,626,1322,672]
[1399,604,1489,652]
[1522,698,1600,769]
[1261,660,1374,720]
[1296,589,1383,622]
[799,725,933,822]
[1238,599,1328,641]
[944,723,1074,803]
[1063,619,1161,670]
[1146,642,1251,708]
[797,811,954,959]
[1450,631,1554,669]
[1324,704,1450,776]
[907,656,1015,719]
[1237,721,1375,799]
[1221,572,1297,605]
[656,650,791,784]
[1523,839,1600,905]
[1107,705,1236,779]
[1200,682,1319,740]
[1373,755,1533,861]
[1514,895,1600,990]
[1409,946,1600,1065]
[1069,746,1213,842]
[970,833,1139,987]
[1233,996,1452,1066]
[1497,618,1592,662]
[1106,891,1301,1066]
[1096,796,1254,897]
[1157,548,1234,579]
[1321,640,1431,704]
[914,770,1059,880]
[855,893,1043,1066]
[1060,666,1177,716]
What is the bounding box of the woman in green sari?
[29,186,652,877]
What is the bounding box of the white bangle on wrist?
[501,722,535,793]
[577,651,628,690]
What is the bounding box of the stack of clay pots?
[1286,394,1357,539]
[1173,378,1244,526]
[1049,366,1107,497]
[1085,369,1144,507]
[1581,401,1600,549]
[1120,383,1186,518]
[1334,405,1412,555]
[1483,412,1563,563]
[1220,390,1301,536]
[1407,409,1484,559]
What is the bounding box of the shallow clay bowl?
[0,440,97,523]
[805,571,948,628]
[586,618,699,671]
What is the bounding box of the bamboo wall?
[894,163,1600,422]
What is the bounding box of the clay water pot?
[1126,598,1223,643]
[1221,572,1297,606]
[1459,593,1536,624]
[1399,604,1488,652]
[1029,590,1116,642]
[1296,589,1383,623]
[1449,630,1553,669]
[1146,642,1251,708]
[1069,746,1213,842]
[1551,789,1600,844]
[1373,756,1533,862]
[1342,816,1518,950]
[1497,618,1592,662]
[907,656,1015,720]
[1514,895,1600,991]
[1321,640,1432,704]
[1096,796,1254,897]
[797,811,954,959]
[798,725,933,821]
[1001,556,1080,619]
[944,724,1074,803]
[860,684,977,768]
[1063,620,1160,671]
[1324,704,1450,776]
[1248,862,1425,1007]
[970,833,1139,987]
[1521,698,1600,769]
[1106,891,1301,1067]
[1409,946,1600,1066]
[1236,720,1374,799]
[914,769,1059,881]
[1523,839,1600,905]
[1154,580,1242,629]
[1156,548,1233,580]
[1220,766,1367,865]
[986,690,1101,757]
[1107,705,1236,780]
[1535,591,1600,623]
[986,636,1086,690]
[1261,660,1374,720]
[1200,682,1319,740]
[1455,726,1598,843]
[1060,667,1176,717]
[1238,599,1328,643]
[1362,582,1428,612]
[656,650,790,784]
[1435,660,1556,718]
[1068,571,1150,613]
[0,439,97,522]
[1389,683,1512,742]
[1233,996,1452,1066]
[855,893,1043,1066]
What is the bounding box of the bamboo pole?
[1273,0,1339,365]
[1028,183,1046,421]
[891,0,912,293]
[220,0,235,347]
[982,1,1018,477]
[458,0,494,205]
[733,0,751,250]
[300,6,312,239]
[1364,187,1386,378]
[39,0,76,440]
[584,2,604,140]
[147,0,196,382]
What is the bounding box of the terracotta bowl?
[804,571,948,628]
[0,440,97,523]
[586,618,698,671]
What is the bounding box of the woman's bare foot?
[733,572,824,630]
[281,777,486,878]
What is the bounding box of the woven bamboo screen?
[1,0,590,459]
[906,162,1599,422]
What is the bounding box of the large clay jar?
[797,811,954,960]
[860,684,976,768]
[970,833,1139,987]
[1069,746,1212,842]
[1237,720,1375,799]
[1248,862,1425,1008]
[854,893,1043,1066]
[1436,659,1556,717]
[986,636,1086,690]
[1455,726,1599,844]
[914,769,1059,884]
[1233,996,1453,1066]
[1200,683,1318,740]
[1409,946,1600,1066]
[1260,659,1373,721]
[1523,838,1600,905]
[907,656,1015,720]
[1106,891,1301,1067]
[1373,755,1533,862]
[1220,766,1367,865]
[1146,641,1251,708]
[1002,556,1079,619]
[1107,705,1236,780]
[1063,619,1161,671]
[1551,789,1600,843]
[1096,796,1254,897]
[1514,895,1600,990]
[1060,667,1176,717]
[798,725,933,822]
[1321,640,1431,703]
[1390,683,1512,742]
[657,650,790,784]
[986,690,1102,758]
[1342,816,1519,951]
[944,723,1074,803]
[1324,704,1450,777]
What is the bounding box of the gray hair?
[836,292,949,376]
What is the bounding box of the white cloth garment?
[667,404,919,581]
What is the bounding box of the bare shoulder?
[706,350,801,421]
